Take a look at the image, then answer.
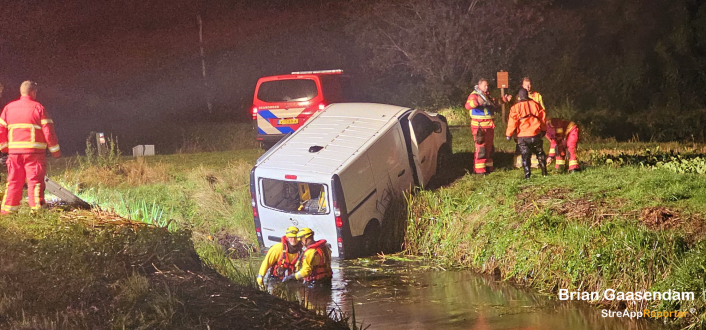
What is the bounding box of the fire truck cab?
[252,70,349,149]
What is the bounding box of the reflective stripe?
[8,142,47,149]
[8,123,41,129]
[556,128,564,134]
[566,122,576,132]
[555,160,566,165]
[569,160,579,166]
[471,120,494,127]
[2,183,19,213]
[0,142,7,149]
[34,184,41,208]
[470,114,493,120]
[1,183,9,212]
[0,118,6,127]
[474,163,486,169]
[41,119,53,125]
[49,145,60,153]
[1,205,19,212]
[549,148,555,154]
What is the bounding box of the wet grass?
[0,207,349,329]
[406,156,706,328]
[32,122,706,328]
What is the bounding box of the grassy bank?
[0,146,353,329]
[31,120,706,329]
[0,209,348,329]
[52,149,262,254]
[407,133,706,327]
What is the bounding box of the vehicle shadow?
[426,150,517,190]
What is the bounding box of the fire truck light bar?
[291,69,343,75]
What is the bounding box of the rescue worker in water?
[257,226,303,287]
[282,227,333,284]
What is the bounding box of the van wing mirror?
[433,121,443,133]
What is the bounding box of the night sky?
[2,0,705,151]
[1,0,348,153]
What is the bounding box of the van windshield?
[260,178,328,214]
[257,79,318,103]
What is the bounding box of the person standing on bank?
[506,88,547,179]
[465,78,512,174]
[0,81,61,214]
[522,77,545,109]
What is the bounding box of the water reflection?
[264,258,663,330]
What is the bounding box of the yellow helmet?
[296,227,314,239]
[285,226,299,238]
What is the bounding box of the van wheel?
[362,221,382,257]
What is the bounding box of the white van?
[250,103,451,259]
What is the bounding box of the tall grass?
[405,166,706,327]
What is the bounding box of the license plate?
[277,118,299,125]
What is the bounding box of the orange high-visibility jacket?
[506,100,547,138]
[0,96,60,157]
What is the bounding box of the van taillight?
[337,237,343,249]
[334,201,343,227]
[318,103,326,111]
[251,192,259,218]
[252,106,258,120]
[285,174,297,180]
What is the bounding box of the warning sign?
[497,71,509,89]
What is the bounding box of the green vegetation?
[0,209,347,329]
[0,144,354,329]
[406,133,706,328]
[4,120,706,328]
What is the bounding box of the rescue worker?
[282,227,332,284]
[506,88,547,179]
[546,118,580,172]
[256,226,303,286]
[522,77,545,109]
[465,78,511,174]
[0,81,61,214]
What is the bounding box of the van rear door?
[254,170,339,256]
[255,78,322,136]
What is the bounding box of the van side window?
[411,114,434,144]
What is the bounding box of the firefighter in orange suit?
[546,118,580,172]
[282,227,332,284]
[257,226,303,286]
[0,81,61,214]
[465,78,511,174]
[506,88,547,179]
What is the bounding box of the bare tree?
[351,0,548,105]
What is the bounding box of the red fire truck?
[252,70,350,149]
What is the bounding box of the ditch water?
[268,258,663,330]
